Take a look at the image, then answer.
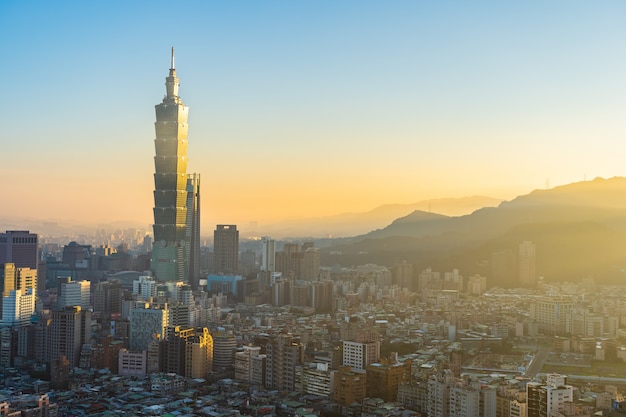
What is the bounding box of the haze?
[1,1,625,235]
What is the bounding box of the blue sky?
[1,1,626,231]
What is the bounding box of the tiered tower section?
[151,48,189,281]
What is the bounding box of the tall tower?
[185,173,201,289]
[151,48,190,282]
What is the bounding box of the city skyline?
[2,1,626,234]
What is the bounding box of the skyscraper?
[213,225,239,274]
[261,237,275,272]
[185,173,201,289]
[151,48,190,282]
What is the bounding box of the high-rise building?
[151,49,190,282]
[394,261,414,291]
[162,326,213,378]
[93,280,122,318]
[301,247,320,281]
[129,302,169,352]
[519,241,536,286]
[234,345,262,383]
[0,230,38,270]
[1,263,37,297]
[212,330,237,370]
[261,237,275,272]
[50,306,91,367]
[213,225,239,274]
[185,173,201,289]
[265,333,304,391]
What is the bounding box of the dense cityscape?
[2,49,626,417]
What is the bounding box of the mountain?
[322,177,626,286]
[255,196,502,239]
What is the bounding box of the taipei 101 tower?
[151,48,199,284]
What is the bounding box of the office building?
[213,225,239,274]
[1,288,35,327]
[151,48,190,282]
[50,306,91,367]
[93,280,122,318]
[56,277,90,310]
[0,230,38,270]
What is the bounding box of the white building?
[57,278,90,310]
[261,237,275,272]
[342,340,380,370]
[1,288,35,326]
[133,275,157,301]
[527,374,573,417]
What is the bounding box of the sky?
[1,1,626,235]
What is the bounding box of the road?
[525,347,551,378]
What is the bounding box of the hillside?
[322,177,626,286]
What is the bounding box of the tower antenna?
[171,47,175,70]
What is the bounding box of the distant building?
[301,247,320,281]
[519,241,536,286]
[261,237,275,272]
[531,296,575,335]
[213,225,239,274]
[394,261,414,291]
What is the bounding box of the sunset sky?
[1,1,626,234]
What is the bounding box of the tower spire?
[171,47,175,70]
